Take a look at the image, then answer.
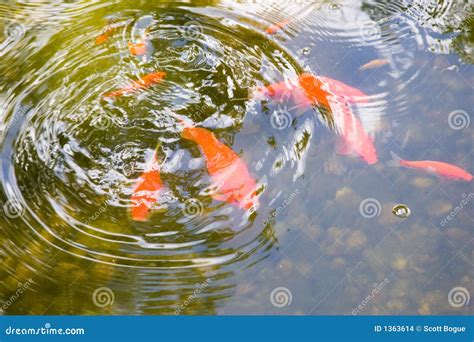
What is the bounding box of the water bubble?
[392,204,411,218]
[300,47,311,56]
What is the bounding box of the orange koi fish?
[131,153,163,221]
[389,152,473,181]
[254,73,377,164]
[128,29,150,56]
[95,31,111,45]
[103,71,166,98]
[265,19,292,34]
[95,23,119,45]
[128,39,147,55]
[181,124,259,209]
[359,58,389,71]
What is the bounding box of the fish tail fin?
[387,151,402,167]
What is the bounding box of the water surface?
[0,0,472,315]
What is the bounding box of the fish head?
[128,41,147,55]
[181,126,200,142]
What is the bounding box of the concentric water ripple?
[1,6,305,272]
[1,0,471,314]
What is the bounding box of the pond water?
[0,0,472,315]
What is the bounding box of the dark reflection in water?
[0,0,472,315]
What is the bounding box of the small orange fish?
[128,40,147,55]
[254,73,377,164]
[131,153,163,221]
[389,152,473,181]
[95,33,110,45]
[265,19,291,34]
[103,71,166,98]
[359,58,389,71]
[95,25,116,45]
[181,123,259,209]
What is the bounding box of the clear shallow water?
[0,0,472,315]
